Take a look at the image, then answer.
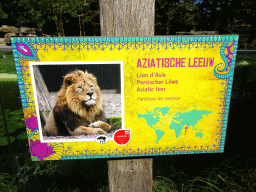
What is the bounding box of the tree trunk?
[79,15,82,36]
[100,0,154,191]
[100,0,154,37]
[33,65,53,126]
[108,159,153,192]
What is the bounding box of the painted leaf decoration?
[25,114,38,132]
[30,140,56,160]
[15,42,33,56]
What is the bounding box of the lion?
[43,70,112,136]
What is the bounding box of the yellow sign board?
[11,36,238,160]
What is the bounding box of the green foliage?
[0,109,26,146]
[0,81,22,111]
[98,185,110,192]
[188,156,256,191]
[0,52,16,74]
[1,0,256,37]
[0,0,100,36]
[153,176,181,191]
[0,150,256,191]
[16,0,47,30]
[0,158,61,191]
[233,54,256,87]
[16,132,28,140]
[0,137,16,146]
[236,54,256,64]
[155,0,256,34]
[0,172,18,192]
[16,160,59,184]
[235,0,256,21]
[108,116,122,129]
[0,4,8,19]
[155,0,200,35]
[97,156,256,191]
[152,159,256,191]
[13,0,96,36]
[0,173,12,186]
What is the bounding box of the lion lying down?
[43,70,112,136]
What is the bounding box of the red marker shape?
[114,130,131,145]
[185,126,188,135]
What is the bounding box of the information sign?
[11,36,238,160]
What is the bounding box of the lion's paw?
[91,128,107,134]
[89,121,111,133]
[89,121,104,128]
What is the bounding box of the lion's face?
[73,77,97,106]
[58,70,102,117]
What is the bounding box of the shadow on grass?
[226,54,256,156]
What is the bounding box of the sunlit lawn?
[0,52,16,74]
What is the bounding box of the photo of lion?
[43,70,112,136]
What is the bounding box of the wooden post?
[99,0,154,191]
[108,158,153,192]
[100,0,154,37]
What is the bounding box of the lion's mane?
[43,70,110,136]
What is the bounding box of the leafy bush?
[189,156,256,191]
[0,172,18,192]
[0,109,27,148]
[0,159,61,192]
[108,116,121,129]
[16,160,59,185]
[0,80,22,111]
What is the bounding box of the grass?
[0,52,16,74]
[236,54,256,64]
[188,156,256,192]
[108,116,122,130]
[233,53,256,89]
[0,80,22,111]
[96,155,256,192]
[150,156,256,192]
[0,158,255,192]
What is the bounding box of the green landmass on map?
[138,106,212,144]
[137,107,171,144]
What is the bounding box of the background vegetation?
[0,0,100,36]
[0,0,255,37]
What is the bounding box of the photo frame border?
[29,61,124,143]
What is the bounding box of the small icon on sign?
[95,135,109,144]
[114,129,131,145]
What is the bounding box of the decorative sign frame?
[11,36,238,161]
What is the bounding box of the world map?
[138,106,213,144]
